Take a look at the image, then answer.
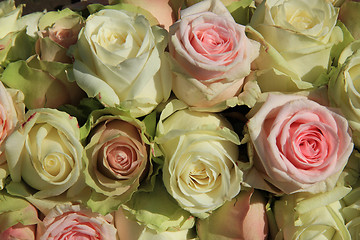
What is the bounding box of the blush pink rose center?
[191,23,236,63]
[97,120,147,180]
[278,114,338,172]
[171,12,251,81]
[104,140,139,176]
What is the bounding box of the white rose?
[155,100,243,218]
[71,9,172,117]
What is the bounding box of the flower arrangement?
[0,0,359,239]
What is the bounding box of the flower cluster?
[0,0,359,239]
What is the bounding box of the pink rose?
[169,0,259,108]
[0,81,24,164]
[83,109,150,213]
[197,189,268,240]
[37,204,117,240]
[245,93,354,194]
[0,223,36,240]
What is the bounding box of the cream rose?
[328,40,360,147]
[245,93,353,194]
[82,108,150,214]
[274,186,352,239]
[5,108,83,198]
[37,204,117,240]
[249,0,342,92]
[155,100,243,217]
[169,0,260,109]
[71,8,171,117]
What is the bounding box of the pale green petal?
[0,29,35,67]
[122,175,195,233]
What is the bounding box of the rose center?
[107,146,132,171]
[97,27,126,49]
[187,163,212,190]
[287,9,315,30]
[42,152,72,182]
[191,24,233,56]
[299,137,320,158]
[292,124,328,167]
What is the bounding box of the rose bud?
[36,8,84,63]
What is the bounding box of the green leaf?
[58,97,104,128]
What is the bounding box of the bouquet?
[0,0,359,239]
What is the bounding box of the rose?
[274,186,352,239]
[36,8,84,63]
[71,8,171,117]
[328,40,360,147]
[168,0,260,109]
[0,223,36,240]
[82,108,150,214]
[0,81,25,189]
[36,204,117,240]
[115,207,195,240]
[196,189,268,240]
[245,92,353,194]
[249,0,342,92]
[155,100,243,217]
[339,0,360,40]
[4,108,83,198]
